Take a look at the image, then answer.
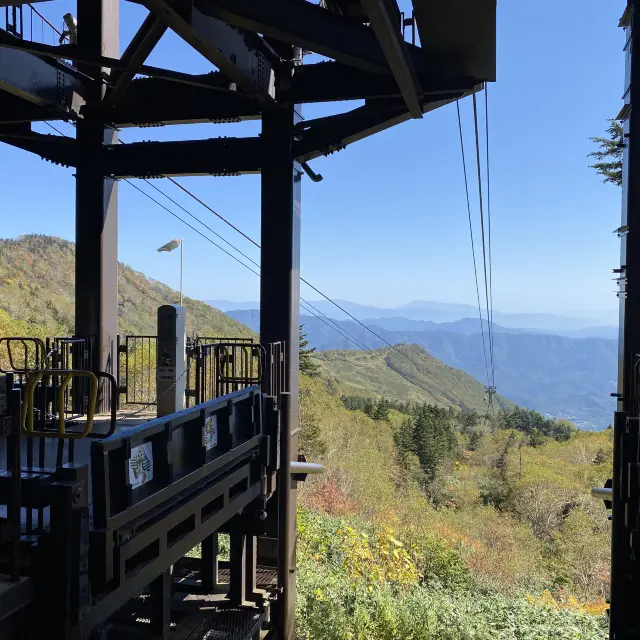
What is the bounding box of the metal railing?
[1,3,68,45]
[118,335,157,406]
[118,335,260,408]
[0,335,93,420]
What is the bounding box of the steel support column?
[611,2,640,637]
[259,94,301,639]
[75,0,119,404]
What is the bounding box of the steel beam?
[103,12,167,108]
[280,60,475,104]
[97,77,261,127]
[0,31,252,93]
[0,127,77,165]
[293,96,461,163]
[360,0,422,117]
[75,0,119,409]
[0,43,84,115]
[140,0,275,103]
[103,137,262,177]
[0,93,58,123]
[195,0,389,73]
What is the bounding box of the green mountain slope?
[0,235,253,337]
[317,343,509,412]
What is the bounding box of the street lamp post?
[157,238,183,306]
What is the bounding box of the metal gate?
[191,339,265,405]
[118,335,157,406]
[118,335,264,408]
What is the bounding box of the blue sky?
[0,0,625,316]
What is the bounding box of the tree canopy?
[588,118,623,187]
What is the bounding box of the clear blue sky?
[0,0,625,316]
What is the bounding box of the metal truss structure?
[0,0,497,638]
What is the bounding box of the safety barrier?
[118,334,262,408]
[86,386,267,630]
[0,340,294,638]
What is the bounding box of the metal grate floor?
[187,608,264,640]
[216,566,278,590]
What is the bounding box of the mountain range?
[0,235,618,431]
[208,299,618,334]
[226,308,617,430]
[0,235,501,420]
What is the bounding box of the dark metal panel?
[277,393,298,640]
[195,0,388,73]
[80,471,261,639]
[359,0,422,117]
[413,0,497,82]
[280,60,476,104]
[0,578,33,621]
[0,44,84,114]
[103,13,167,108]
[103,136,262,177]
[141,0,275,103]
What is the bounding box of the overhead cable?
[456,101,491,387]
[472,91,495,389]
[484,84,496,387]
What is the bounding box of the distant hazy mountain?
[210,299,617,333]
[225,308,616,429]
[207,300,262,312]
[366,317,619,340]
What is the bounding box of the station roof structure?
[0,0,497,175]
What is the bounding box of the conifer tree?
[299,325,319,377]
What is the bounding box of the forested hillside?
[295,369,611,639]
[0,235,253,337]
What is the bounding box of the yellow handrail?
[22,369,98,439]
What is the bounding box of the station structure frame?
[0,0,497,637]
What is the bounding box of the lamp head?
[157,238,181,253]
